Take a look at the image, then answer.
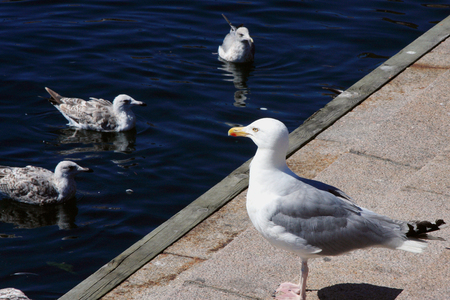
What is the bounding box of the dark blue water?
[0,1,448,299]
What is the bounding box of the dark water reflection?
[218,60,255,107]
[54,128,137,154]
[0,199,78,230]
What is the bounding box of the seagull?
[0,288,30,300]
[45,87,146,132]
[0,161,93,205]
[218,14,255,63]
[228,118,446,300]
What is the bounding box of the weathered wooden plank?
[59,15,450,300]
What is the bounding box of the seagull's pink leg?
[275,282,301,299]
[275,259,308,300]
[298,259,308,300]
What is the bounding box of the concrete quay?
[63,16,450,300]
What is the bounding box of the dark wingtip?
[406,219,447,238]
[222,14,229,23]
[436,219,446,226]
[45,87,63,105]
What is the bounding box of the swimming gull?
[218,14,255,63]
[0,288,30,300]
[228,118,446,300]
[46,87,146,132]
[0,161,93,205]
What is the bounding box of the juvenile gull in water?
[228,118,445,300]
[46,87,146,132]
[218,14,255,63]
[0,161,93,205]
[0,288,31,300]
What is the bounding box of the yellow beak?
[228,127,248,137]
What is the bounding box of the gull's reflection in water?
[55,128,137,155]
[0,198,78,230]
[218,59,255,107]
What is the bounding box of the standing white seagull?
[0,161,93,205]
[46,87,146,132]
[228,118,445,300]
[218,14,255,63]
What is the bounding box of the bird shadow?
[317,283,402,300]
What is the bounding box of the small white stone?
[380,65,394,71]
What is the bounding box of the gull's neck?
[115,107,135,120]
[113,103,133,115]
[248,146,290,201]
[113,105,136,131]
[251,146,289,172]
[53,171,76,201]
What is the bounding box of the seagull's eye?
[238,33,244,37]
[252,128,259,132]
[68,166,75,170]
[124,100,131,104]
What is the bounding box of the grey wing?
[295,175,356,203]
[221,31,236,53]
[89,97,113,106]
[60,97,114,126]
[57,97,93,122]
[270,184,400,256]
[59,96,89,107]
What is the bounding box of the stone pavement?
[102,33,450,300]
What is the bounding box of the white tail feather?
[396,240,427,253]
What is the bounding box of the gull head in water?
[113,94,147,113]
[54,160,93,179]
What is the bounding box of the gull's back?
[0,165,58,204]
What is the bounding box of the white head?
[236,27,254,44]
[54,161,93,179]
[113,94,146,112]
[228,118,289,151]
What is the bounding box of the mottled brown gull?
[218,14,255,63]
[0,288,30,300]
[228,118,446,300]
[46,87,146,132]
[0,161,93,205]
